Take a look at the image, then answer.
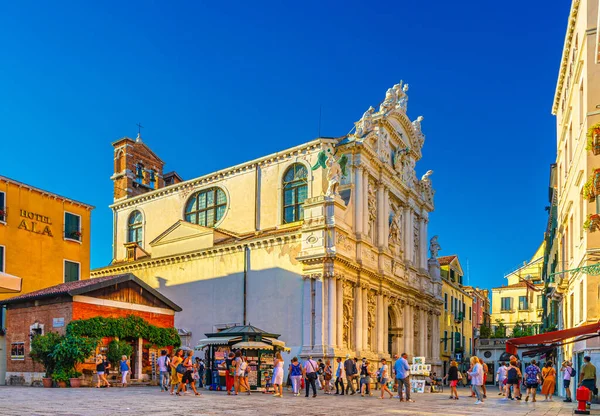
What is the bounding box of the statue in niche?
[413,311,420,354]
[367,181,377,239]
[367,294,376,350]
[377,129,391,163]
[392,146,410,172]
[402,157,416,188]
[355,106,374,137]
[429,235,441,259]
[413,222,420,265]
[389,210,402,247]
[343,301,353,349]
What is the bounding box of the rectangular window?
[569,293,574,327]
[469,306,472,321]
[537,295,543,309]
[581,192,585,240]
[569,216,573,258]
[519,296,528,311]
[444,293,448,311]
[579,82,584,125]
[450,296,454,312]
[501,297,512,311]
[579,280,584,322]
[0,245,4,272]
[10,342,24,360]
[64,260,80,283]
[64,212,81,241]
[469,338,472,355]
[444,331,447,352]
[0,191,5,222]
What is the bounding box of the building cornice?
[110,139,334,210]
[552,0,581,115]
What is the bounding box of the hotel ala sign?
[18,209,53,237]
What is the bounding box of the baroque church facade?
[92,82,443,368]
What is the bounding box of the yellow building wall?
[439,267,473,363]
[0,178,93,301]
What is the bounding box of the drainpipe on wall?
[243,246,249,325]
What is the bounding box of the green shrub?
[30,332,63,378]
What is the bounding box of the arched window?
[282,163,308,224]
[127,210,143,245]
[185,187,227,227]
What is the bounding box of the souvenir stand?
[195,325,289,392]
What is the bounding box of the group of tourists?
[221,350,252,396]
[157,349,205,397]
[95,354,130,388]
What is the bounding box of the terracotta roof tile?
[437,255,457,266]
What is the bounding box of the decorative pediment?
[149,220,232,258]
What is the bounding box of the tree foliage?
[106,340,134,368]
[30,332,63,377]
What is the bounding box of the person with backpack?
[169,349,184,395]
[504,357,522,400]
[523,359,541,402]
[157,350,170,392]
[343,355,357,395]
[561,360,575,402]
[176,350,200,396]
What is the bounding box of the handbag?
[176,363,186,374]
[458,372,463,380]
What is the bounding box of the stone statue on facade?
[392,146,409,172]
[379,88,397,113]
[355,106,374,137]
[419,170,434,204]
[389,211,402,246]
[325,155,341,197]
[367,181,377,238]
[402,157,416,188]
[429,235,441,259]
[412,116,424,145]
[398,83,409,111]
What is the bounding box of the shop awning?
[264,337,285,347]
[231,341,273,350]
[506,321,600,355]
[194,336,241,350]
[0,272,22,293]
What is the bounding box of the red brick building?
[1,273,181,385]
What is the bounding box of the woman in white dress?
[272,352,284,397]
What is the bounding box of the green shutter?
[65,213,80,240]
[0,246,4,272]
[64,261,79,283]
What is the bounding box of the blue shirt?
[394,357,410,380]
[291,363,302,376]
[525,365,540,384]
[120,360,129,372]
[336,362,342,377]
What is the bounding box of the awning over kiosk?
[0,272,22,293]
[506,321,600,355]
[231,341,273,350]
[195,336,241,349]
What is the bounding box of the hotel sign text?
[18,210,53,237]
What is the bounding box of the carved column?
[376,291,384,353]
[314,277,325,353]
[377,182,385,248]
[327,275,337,350]
[403,207,413,265]
[403,301,413,356]
[383,295,389,354]
[355,284,363,353]
[336,277,344,348]
[383,187,389,248]
[432,312,441,363]
[362,286,369,351]
[363,170,370,236]
[302,277,312,351]
[420,308,427,357]
[420,218,428,269]
[354,166,363,236]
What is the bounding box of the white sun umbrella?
[179,346,194,352]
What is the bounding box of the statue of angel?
[355,106,374,137]
[325,153,348,197]
[429,235,441,259]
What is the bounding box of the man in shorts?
[496,362,507,396]
[561,360,574,402]
[523,359,541,402]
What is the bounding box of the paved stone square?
[0,386,598,416]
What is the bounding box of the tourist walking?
[578,356,597,408]
[120,355,130,388]
[379,358,393,399]
[523,359,541,402]
[157,350,170,392]
[479,358,488,398]
[394,353,413,402]
[505,357,521,400]
[561,360,574,402]
[496,362,507,395]
[343,355,357,395]
[222,352,235,395]
[271,351,284,397]
[360,358,372,397]
[241,356,251,395]
[304,355,319,398]
[290,357,303,396]
[323,359,333,394]
[335,357,346,395]
[96,354,110,388]
[442,360,460,400]
[170,349,184,395]
[177,350,200,396]
[541,361,556,401]
[234,350,243,395]
[468,356,484,405]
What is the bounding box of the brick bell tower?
[111,132,166,201]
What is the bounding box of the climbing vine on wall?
[66,315,180,348]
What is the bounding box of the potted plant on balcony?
[583,214,600,233]
[30,332,63,388]
[51,334,98,388]
[586,122,600,155]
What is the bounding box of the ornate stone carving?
[402,157,416,188]
[380,81,409,113]
[429,235,441,259]
[355,106,374,138]
[343,281,354,299]
[343,299,353,349]
[376,128,391,164]
[388,208,402,247]
[413,311,420,353]
[412,116,424,146]
[419,170,434,204]
[392,146,410,173]
[413,221,420,265]
[427,313,433,341]
[367,179,377,239]
[367,292,376,350]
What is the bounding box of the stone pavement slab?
[0,386,598,416]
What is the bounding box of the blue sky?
[0,0,570,289]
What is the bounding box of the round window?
[484,351,492,358]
